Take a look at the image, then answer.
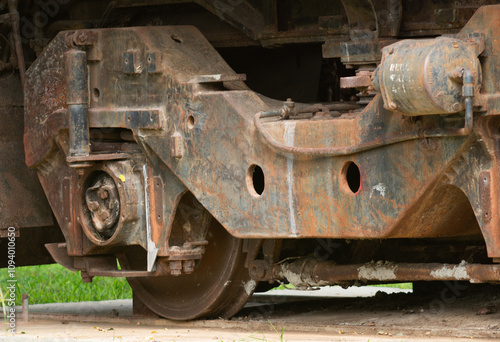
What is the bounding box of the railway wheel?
[120,220,255,320]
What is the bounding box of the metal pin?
[22,294,29,322]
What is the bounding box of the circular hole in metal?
[92,88,100,101]
[124,58,129,64]
[341,161,361,194]
[247,164,265,196]
[187,115,195,130]
[171,34,182,43]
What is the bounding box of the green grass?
[0,264,132,306]
[271,284,296,291]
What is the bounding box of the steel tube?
[272,259,500,287]
[255,93,475,158]
[254,110,423,157]
[65,49,90,158]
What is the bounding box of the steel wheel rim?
[121,220,254,320]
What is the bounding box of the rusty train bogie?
[1,0,500,320]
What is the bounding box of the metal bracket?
[188,74,246,84]
[146,51,161,74]
[480,171,492,223]
[66,153,131,164]
[45,243,160,278]
[123,50,143,74]
[153,176,164,224]
[143,164,158,272]
[88,108,163,130]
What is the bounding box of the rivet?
[389,101,398,110]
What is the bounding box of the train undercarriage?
[2,0,500,320]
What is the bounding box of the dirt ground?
[2,283,500,341]
[240,283,500,340]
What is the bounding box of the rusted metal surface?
[12,0,500,321]
[65,48,90,161]
[66,153,131,163]
[254,96,474,156]
[46,242,160,278]
[24,9,500,250]
[340,0,379,40]
[340,74,372,89]
[77,160,146,248]
[0,72,54,231]
[0,226,64,267]
[88,109,163,130]
[373,37,481,115]
[84,173,121,238]
[339,0,402,40]
[121,220,255,320]
[188,73,247,84]
[264,259,500,287]
[93,0,491,49]
[44,243,78,271]
[322,38,397,65]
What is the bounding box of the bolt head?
[388,101,398,110]
[74,33,87,45]
[284,98,295,108]
[88,201,99,211]
[452,102,461,111]
[99,189,109,200]
[183,260,195,274]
